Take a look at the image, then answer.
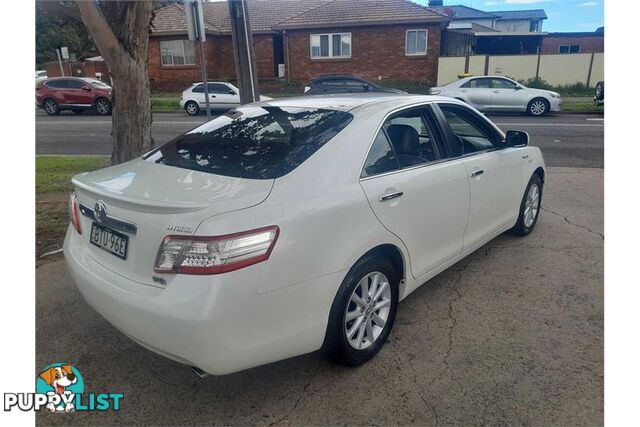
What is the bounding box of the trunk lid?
[72,159,273,287]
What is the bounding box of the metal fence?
[437,52,604,87]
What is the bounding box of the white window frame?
[558,44,581,54]
[405,29,428,56]
[310,32,352,59]
[160,39,196,66]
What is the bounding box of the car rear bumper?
[63,226,341,375]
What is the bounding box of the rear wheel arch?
[352,244,407,296]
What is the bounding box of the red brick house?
[541,29,604,54]
[149,0,449,91]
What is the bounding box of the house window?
[160,40,196,65]
[310,33,351,58]
[558,44,581,54]
[405,29,428,56]
[529,20,538,32]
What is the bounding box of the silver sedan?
[429,76,562,116]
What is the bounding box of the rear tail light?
[154,226,279,275]
[69,192,82,234]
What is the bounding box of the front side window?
[67,80,88,89]
[310,33,351,58]
[145,106,353,179]
[438,104,499,155]
[405,29,428,56]
[160,40,196,65]
[491,78,517,89]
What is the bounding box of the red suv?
[36,77,113,115]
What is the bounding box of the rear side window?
[462,78,491,89]
[145,106,353,179]
[361,131,400,178]
[46,80,68,88]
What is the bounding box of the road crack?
[268,367,321,426]
[542,207,604,239]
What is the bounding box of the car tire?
[185,101,200,116]
[321,253,399,367]
[510,173,543,236]
[595,81,604,101]
[94,98,112,115]
[527,98,549,116]
[43,98,60,116]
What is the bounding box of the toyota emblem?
[94,200,108,224]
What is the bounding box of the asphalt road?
[36,111,604,168]
[36,167,603,425]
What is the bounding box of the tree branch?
[75,0,128,70]
[37,0,82,21]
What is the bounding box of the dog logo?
[94,200,107,223]
[36,363,84,413]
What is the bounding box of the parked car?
[36,70,47,78]
[36,77,113,115]
[429,76,562,116]
[304,75,407,95]
[594,81,604,106]
[64,94,545,375]
[180,81,272,115]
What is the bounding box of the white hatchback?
[64,95,545,375]
[179,81,272,115]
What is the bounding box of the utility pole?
[185,0,211,119]
[228,0,260,104]
[56,49,65,76]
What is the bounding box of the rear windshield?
[144,106,353,179]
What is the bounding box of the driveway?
[36,167,603,425]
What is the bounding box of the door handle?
[493,90,500,94]
[210,95,216,98]
[470,169,484,178]
[378,191,404,202]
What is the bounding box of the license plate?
[90,223,128,259]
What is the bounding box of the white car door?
[359,106,470,279]
[433,102,524,247]
[456,78,494,111]
[208,83,240,109]
[489,78,527,111]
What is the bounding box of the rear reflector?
[154,226,279,275]
[69,192,82,234]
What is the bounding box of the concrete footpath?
[36,167,603,426]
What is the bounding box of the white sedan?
[180,81,272,115]
[429,76,562,116]
[64,94,545,375]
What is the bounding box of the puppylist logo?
[4,362,123,413]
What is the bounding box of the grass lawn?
[561,101,604,114]
[36,156,110,259]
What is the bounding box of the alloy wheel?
[96,99,110,115]
[186,102,198,115]
[44,100,58,114]
[523,183,540,227]
[344,271,392,350]
[530,100,546,116]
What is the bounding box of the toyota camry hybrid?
[64,94,545,375]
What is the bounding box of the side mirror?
[505,130,529,147]
[228,90,236,95]
[363,84,370,91]
[82,86,91,91]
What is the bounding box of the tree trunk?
[110,51,153,164]
[75,0,154,165]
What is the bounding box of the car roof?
[310,75,368,83]
[255,93,447,112]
